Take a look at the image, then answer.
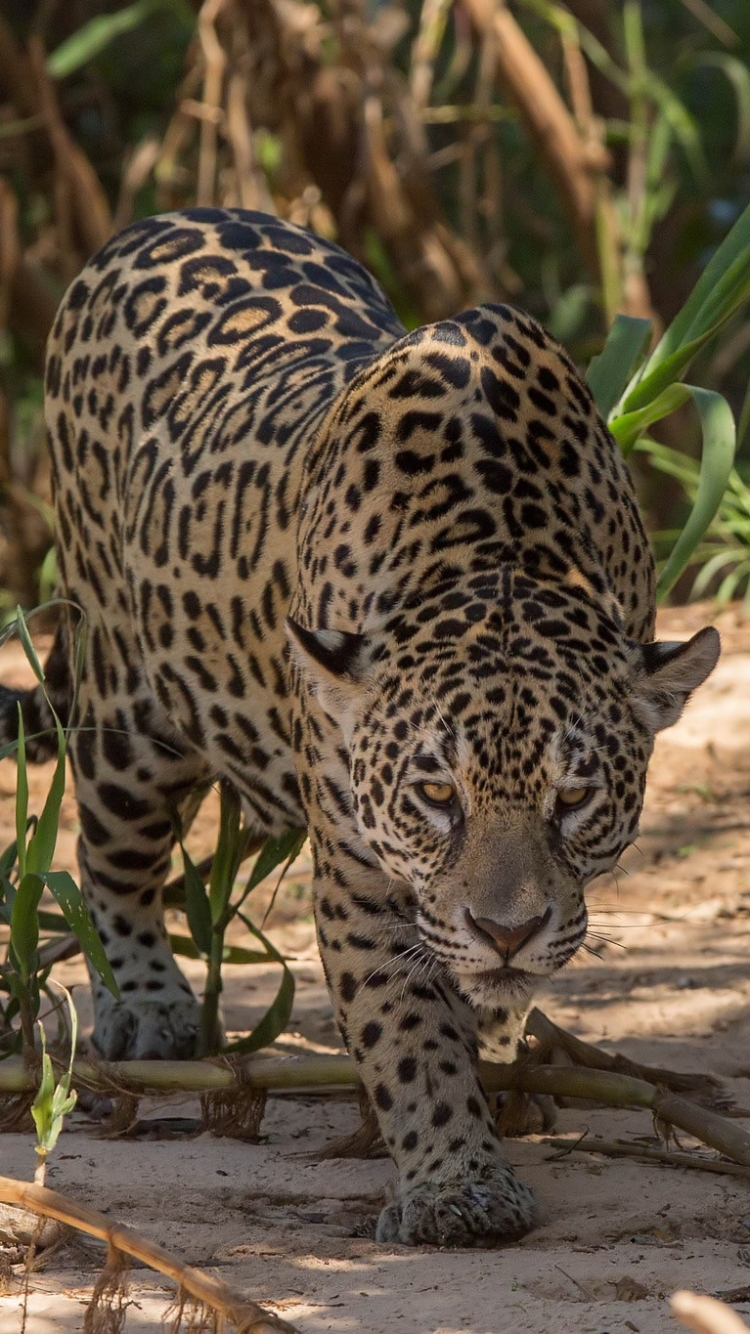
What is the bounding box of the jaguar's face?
[287,584,719,1006]
[339,650,643,1006]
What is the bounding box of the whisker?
[585,930,625,951]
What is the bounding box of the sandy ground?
[1,602,750,1334]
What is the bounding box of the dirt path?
[1,603,749,1334]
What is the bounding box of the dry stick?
[672,1291,750,1334]
[544,1137,750,1180]
[1,1055,749,1166]
[525,1007,723,1101]
[196,0,227,206]
[0,1175,298,1334]
[26,36,112,258]
[461,0,607,276]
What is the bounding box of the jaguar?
[2,208,719,1247]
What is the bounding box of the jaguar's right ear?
[285,619,371,735]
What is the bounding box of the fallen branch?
[544,1136,750,1180]
[0,1174,297,1334]
[526,1007,725,1106]
[1,1052,748,1165]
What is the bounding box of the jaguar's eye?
[416,781,457,807]
[555,785,591,813]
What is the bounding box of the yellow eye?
[556,785,590,810]
[417,781,457,807]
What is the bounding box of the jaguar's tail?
[0,623,73,763]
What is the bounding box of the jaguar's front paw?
[375,1167,536,1247]
[93,994,202,1060]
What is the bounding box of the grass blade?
[224,915,295,1054]
[649,388,736,599]
[632,200,750,389]
[170,935,270,965]
[47,0,166,78]
[10,873,44,983]
[244,829,306,897]
[181,847,213,957]
[13,606,45,686]
[586,315,653,418]
[26,712,66,877]
[611,383,690,455]
[44,870,119,997]
[208,782,245,924]
[15,706,28,883]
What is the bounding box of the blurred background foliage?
[0,0,749,608]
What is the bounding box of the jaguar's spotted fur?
[4,209,719,1246]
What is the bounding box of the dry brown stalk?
[0,357,53,606]
[27,37,112,268]
[197,0,229,206]
[0,15,37,121]
[671,1291,750,1334]
[0,174,19,330]
[1,1051,747,1166]
[461,0,607,276]
[544,1137,750,1179]
[525,1007,724,1105]
[0,174,58,364]
[0,1175,298,1334]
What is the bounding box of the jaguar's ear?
[629,626,720,733]
[285,619,371,733]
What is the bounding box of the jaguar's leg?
[313,866,536,1247]
[69,692,213,1059]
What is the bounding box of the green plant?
[0,608,117,1057]
[31,984,77,1185]
[174,783,304,1058]
[0,608,307,1062]
[636,441,750,604]
[587,197,750,598]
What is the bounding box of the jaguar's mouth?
[476,965,534,986]
[448,961,539,1004]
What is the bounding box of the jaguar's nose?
[464,906,552,960]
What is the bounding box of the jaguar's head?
[287,577,719,1008]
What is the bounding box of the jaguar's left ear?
[629,626,720,733]
[285,619,371,733]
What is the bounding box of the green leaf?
[647,388,737,599]
[36,909,71,933]
[619,328,721,416]
[244,829,307,897]
[586,315,653,418]
[32,1004,78,1157]
[695,54,750,167]
[70,614,88,721]
[14,607,45,686]
[44,871,119,998]
[10,873,44,983]
[626,200,750,405]
[209,782,246,924]
[15,706,28,882]
[31,1027,56,1148]
[0,835,19,880]
[692,547,745,596]
[181,848,213,957]
[26,712,66,877]
[610,383,691,455]
[170,934,270,965]
[224,917,295,1053]
[47,0,166,78]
